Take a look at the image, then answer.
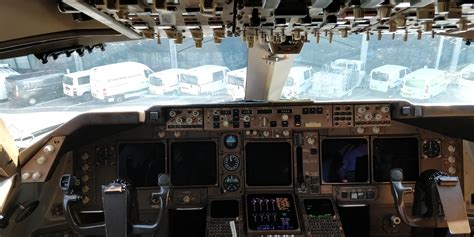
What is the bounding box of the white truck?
[309,59,366,98]
[62,70,92,101]
[458,64,474,98]
[400,68,448,100]
[149,68,186,95]
[0,64,20,101]
[281,66,313,99]
[369,65,410,93]
[226,68,246,100]
[90,62,153,103]
[179,65,229,96]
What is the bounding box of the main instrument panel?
[24,102,465,237]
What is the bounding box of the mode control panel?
[166,108,203,130]
[203,106,332,131]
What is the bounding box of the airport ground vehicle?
[1,1,474,237]
[369,65,410,92]
[62,70,92,101]
[281,66,313,99]
[309,59,366,98]
[5,71,64,105]
[227,67,246,100]
[0,64,19,101]
[458,64,474,98]
[149,68,186,95]
[400,68,448,100]
[90,62,153,103]
[179,65,229,96]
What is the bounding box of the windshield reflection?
[282,35,473,104]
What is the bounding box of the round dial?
[96,146,115,165]
[223,135,239,149]
[423,140,441,158]
[223,154,240,171]
[223,175,240,192]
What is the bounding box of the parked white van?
[0,64,20,101]
[309,59,366,98]
[226,68,246,100]
[63,70,92,101]
[281,66,313,99]
[400,68,448,100]
[179,65,229,96]
[369,65,410,92]
[90,62,153,103]
[149,68,186,95]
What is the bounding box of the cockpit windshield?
[0,37,248,147]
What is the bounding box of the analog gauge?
[95,146,115,165]
[422,140,441,158]
[223,175,240,192]
[223,154,240,171]
[223,135,239,149]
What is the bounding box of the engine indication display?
[246,194,299,232]
[422,140,441,158]
[223,154,240,171]
[223,175,240,192]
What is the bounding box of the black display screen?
[170,141,217,186]
[210,200,240,218]
[304,199,335,217]
[321,138,369,183]
[118,143,166,187]
[373,138,419,182]
[246,194,299,231]
[245,142,292,186]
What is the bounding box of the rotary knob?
[175,117,183,124]
[43,145,55,154]
[281,114,289,121]
[448,145,456,153]
[282,130,290,137]
[169,111,176,117]
[223,120,229,127]
[372,126,381,134]
[186,117,193,124]
[364,113,373,120]
[36,156,46,165]
[307,137,315,145]
[357,106,367,113]
[22,172,32,180]
[448,166,456,175]
[448,156,456,163]
[356,127,365,134]
[32,172,42,180]
[263,131,270,137]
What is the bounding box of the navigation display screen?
[118,143,166,187]
[246,194,299,231]
[373,137,419,182]
[321,138,369,183]
[245,142,292,186]
[170,141,217,186]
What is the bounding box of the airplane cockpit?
[0,0,474,236]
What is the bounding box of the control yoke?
[60,173,170,236]
[389,168,470,234]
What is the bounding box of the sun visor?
[0,119,18,177]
